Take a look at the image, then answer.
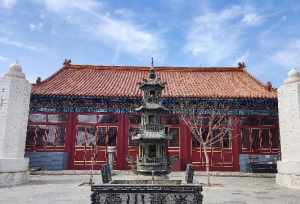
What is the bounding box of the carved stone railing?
[143,124,164,132]
[138,157,168,164]
[91,184,203,204]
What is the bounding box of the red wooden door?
[191,128,236,171]
[72,121,119,169]
[167,127,181,171]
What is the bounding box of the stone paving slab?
[0,174,299,204]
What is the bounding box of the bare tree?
[178,102,231,186]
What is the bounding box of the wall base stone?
[0,171,29,187]
[276,161,300,189]
[276,173,300,190]
[0,158,29,187]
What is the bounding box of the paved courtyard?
[0,173,300,204]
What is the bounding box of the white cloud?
[29,22,43,31]
[0,37,42,52]
[43,0,100,13]
[184,5,263,65]
[242,13,263,26]
[40,0,164,59]
[0,55,8,62]
[29,23,36,30]
[0,0,16,9]
[271,40,300,69]
[94,16,163,57]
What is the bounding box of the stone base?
[276,173,300,189]
[0,157,29,187]
[0,171,29,187]
[276,161,300,189]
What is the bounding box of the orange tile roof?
[31,64,277,99]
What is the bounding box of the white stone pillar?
[276,68,300,189]
[0,63,31,187]
[107,146,116,171]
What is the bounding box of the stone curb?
[30,170,276,178]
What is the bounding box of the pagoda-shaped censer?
[133,60,171,174]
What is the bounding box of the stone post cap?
[107,146,117,153]
[284,68,300,84]
[4,62,26,79]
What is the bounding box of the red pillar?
[180,120,191,170]
[66,112,76,169]
[116,114,127,169]
[232,116,240,171]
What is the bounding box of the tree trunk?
[203,144,211,186]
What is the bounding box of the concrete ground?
[0,172,300,204]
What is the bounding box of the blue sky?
[0,0,299,87]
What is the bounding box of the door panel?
[191,129,235,171]
[73,125,118,169]
[167,127,180,171]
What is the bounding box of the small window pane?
[76,127,86,145]
[251,129,260,150]
[262,129,270,148]
[241,128,250,149]
[192,128,208,147]
[98,115,118,124]
[96,127,106,146]
[168,128,179,147]
[201,128,209,143]
[26,126,37,145]
[108,127,117,146]
[29,114,46,122]
[35,125,47,146]
[212,129,223,147]
[48,114,67,123]
[45,126,66,146]
[261,117,275,125]
[192,137,200,147]
[271,128,280,148]
[86,127,96,146]
[223,130,232,148]
[77,115,97,123]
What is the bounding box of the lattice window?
[240,116,280,153]
[26,113,67,151]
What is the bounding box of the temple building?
[25,60,280,172]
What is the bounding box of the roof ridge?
[242,68,277,92]
[32,65,65,86]
[65,64,243,72]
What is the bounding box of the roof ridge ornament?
[148,57,156,79]
[63,59,72,66]
[238,62,246,69]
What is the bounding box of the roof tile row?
[32,64,277,99]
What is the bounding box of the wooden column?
[116,114,127,169]
[66,112,76,169]
[232,116,240,171]
[180,120,191,170]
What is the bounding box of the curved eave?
[30,93,277,100]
